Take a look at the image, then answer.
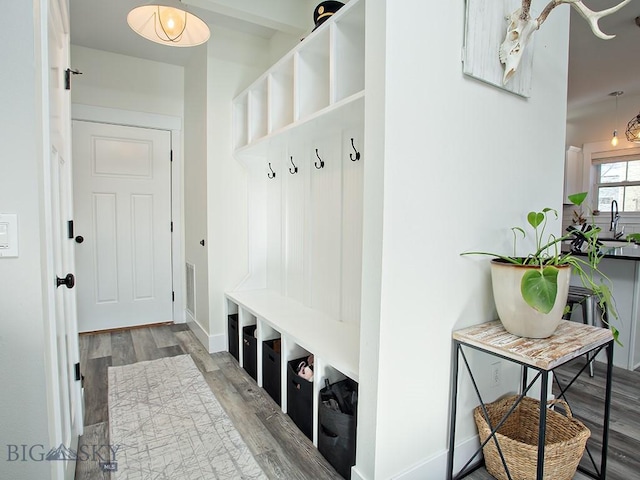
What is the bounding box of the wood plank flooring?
[78,324,640,479]
[75,323,341,480]
[466,358,640,480]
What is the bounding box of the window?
[594,155,640,212]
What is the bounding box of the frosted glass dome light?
[127,0,210,47]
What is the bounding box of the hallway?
[76,323,341,479]
[76,323,640,479]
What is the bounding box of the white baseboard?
[186,313,226,353]
[350,467,366,480]
[388,435,481,480]
[208,333,226,353]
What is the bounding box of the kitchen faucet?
[610,200,624,239]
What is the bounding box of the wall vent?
[185,262,196,318]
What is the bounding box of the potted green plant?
[462,192,619,341]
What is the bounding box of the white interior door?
[50,148,81,479]
[48,0,82,478]
[72,121,173,331]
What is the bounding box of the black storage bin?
[262,339,281,406]
[242,325,258,381]
[227,313,239,362]
[318,378,358,479]
[287,356,314,440]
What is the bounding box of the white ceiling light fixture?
[127,0,210,47]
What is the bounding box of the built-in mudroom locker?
[226,1,365,477]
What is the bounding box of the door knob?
[56,273,75,289]
[75,235,84,243]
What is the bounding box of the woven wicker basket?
[474,395,590,480]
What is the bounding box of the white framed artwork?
[463,0,535,98]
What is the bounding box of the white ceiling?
[567,0,640,110]
[69,0,312,66]
[69,0,640,113]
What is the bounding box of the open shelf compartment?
[296,27,331,121]
[238,307,257,370]
[232,94,249,149]
[248,79,268,143]
[261,325,282,405]
[332,0,365,103]
[269,56,295,134]
[284,339,314,440]
[315,362,358,478]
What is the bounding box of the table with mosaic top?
[446,320,614,480]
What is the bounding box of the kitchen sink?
[599,239,632,248]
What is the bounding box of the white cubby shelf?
[227,0,365,450]
[235,91,364,160]
[232,0,365,157]
[226,289,359,381]
[225,291,358,446]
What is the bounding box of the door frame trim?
[71,104,185,323]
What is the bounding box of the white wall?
[184,46,210,335]
[269,30,304,64]
[356,1,571,478]
[355,1,386,477]
[208,25,284,67]
[0,2,53,479]
[69,46,186,331]
[190,0,316,34]
[70,45,184,118]
[205,26,274,349]
[567,92,640,148]
[69,28,300,352]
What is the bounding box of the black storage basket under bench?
[318,378,358,479]
[242,325,258,381]
[287,356,314,440]
[227,313,239,362]
[262,339,281,405]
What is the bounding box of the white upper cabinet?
[564,146,583,201]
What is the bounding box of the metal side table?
[447,320,614,480]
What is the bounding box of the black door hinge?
[170,150,173,162]
[65,68,83,90]
[172,291,175,302]
[74,363,81,381]
[67,220,74,239]
[170,221,173,232]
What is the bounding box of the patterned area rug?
[108,354,266,480]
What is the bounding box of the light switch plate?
[0,214,18,257]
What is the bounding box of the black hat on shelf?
[313,1,345,31]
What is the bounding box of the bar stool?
[564,285,608,377]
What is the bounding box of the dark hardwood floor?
[75,323,342,480]
[466,358,640,480]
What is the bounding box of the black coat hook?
[289,156,298,174]
[267,162,276,179]
[314,149,325,169]
[350,138,361,161]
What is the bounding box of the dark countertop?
[562,243,640,261]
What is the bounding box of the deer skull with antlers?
[499,0,633,85]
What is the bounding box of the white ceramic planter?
[490,259,571,338]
